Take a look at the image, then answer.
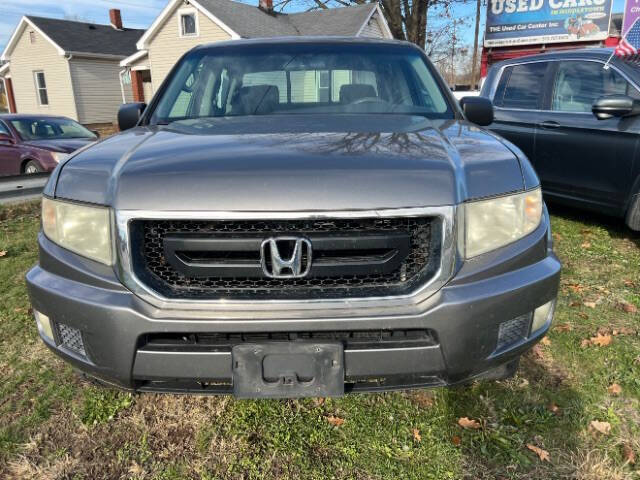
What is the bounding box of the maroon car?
[0,115,97,176]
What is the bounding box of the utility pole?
[471,0,482,89]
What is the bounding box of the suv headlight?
[463,188,542,258]
[51,152,69,163]
[42,197,113,265]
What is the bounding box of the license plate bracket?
[232,342,344,399]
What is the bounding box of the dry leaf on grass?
[607,383,622,396]
[129,462,144,475]
[567,283,586,293]
[619,301,638,314]
[457,417,481,429]
[590,333,612,347]
[527,444,550,462]
[530,344,545,359]
[547,403,561,415]
[622,444,636,465]
[589,420,611,435]
[581,241,592,249]
[623,279,636,288]
[452,435,461,446]
[0,250,6,258]
[584,301,597,309]
[412,428,421,442]
[554,323,573,332]
[540,336,551,346]
[326,415,345,427]
[411,391,435,408]
[617,327,636,335]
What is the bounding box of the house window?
[180,11,197,37]
[34,71,48,106]
[318,70,330,102]
[29,31,36,44]
[120,70,131,86]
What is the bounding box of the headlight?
[42,197,113,265]
[51,152,70,163]
[463,188,542,258]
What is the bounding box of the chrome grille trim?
[115,206,457,312]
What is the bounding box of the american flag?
[616,18,640,56]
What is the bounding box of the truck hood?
[54,115,526,211]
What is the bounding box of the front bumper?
[26,212,560,395]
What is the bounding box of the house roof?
[1,16,144,61]
[136,0,391,50]
[26,16,144,57]
[196,0,377,38]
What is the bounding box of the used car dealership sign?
[485,0,613,47]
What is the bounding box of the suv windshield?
[151,44,452,124]
[11,117,97,141]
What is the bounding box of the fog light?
[34,310,54,341]
[497,313,532,351]
[532,299,556,333]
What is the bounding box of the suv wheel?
[24,161,42,174]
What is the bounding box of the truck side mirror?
[118,102,147,131]
[460,96,494,127]
[592,94,640,120]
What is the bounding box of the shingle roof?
[289,4,378,36]
[26,16,144,57]
[196,0,377,38]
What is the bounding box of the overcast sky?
[0,0,629,55]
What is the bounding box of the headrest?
[232,85,280,115]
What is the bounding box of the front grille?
[141,329,437,351]
[130,217,441,300]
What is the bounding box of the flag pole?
[604,25,626,70]
[603,49,616,70]
[605,1,629,69]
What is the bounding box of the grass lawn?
[0,200,638,479]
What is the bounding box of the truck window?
[499,62,548,110]
[552,61,640,113]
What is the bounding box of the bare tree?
[470,0,481,87]
[276,0,470,48]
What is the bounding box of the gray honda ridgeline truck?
[27,38,560,398]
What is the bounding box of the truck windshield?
[10,117,97,140]
[150,44,453,124]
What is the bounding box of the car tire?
[23,160,42,174]
[626,193,640,231]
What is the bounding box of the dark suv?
[27,38,560,398]
[481,48,640,230]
